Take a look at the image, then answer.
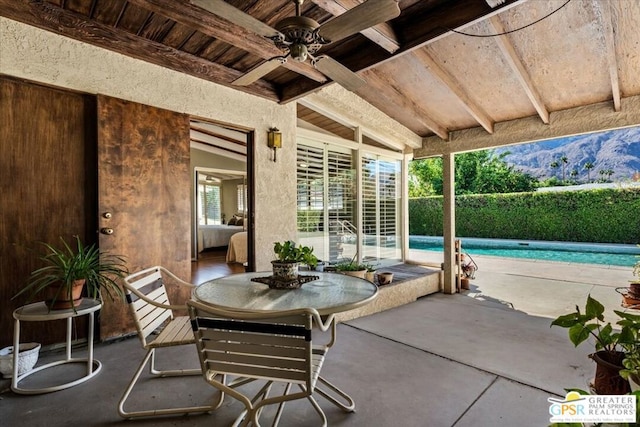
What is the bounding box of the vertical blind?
[297,142,401,264]
[362,154,401,261]
[198,183,221,225]
[297,144,355,262]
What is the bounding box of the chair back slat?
[206,339,306,359]
[188,301,315,386]
[124,267,175,346]
[200,328,307,348]
[206,361,309,383]
[128,269,163,289]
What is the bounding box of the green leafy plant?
[632,250,640,283]
[618,309,640,386]
[364,263,377,273]
[550,294,636,354]
[620,349,640,384]
[273,240,317,268]
[334,253,367,272]
[13,236,128,307]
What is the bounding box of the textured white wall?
[0,17,297,270]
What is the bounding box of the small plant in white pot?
[272,241,317,280]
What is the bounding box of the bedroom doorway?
[190,118,253,278]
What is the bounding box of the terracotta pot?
[630,282,640,298]
[340,270,366,279]
[590,351,630,395]
[622,293,640,308]
[46,279,85,310]
[460,277,470,290]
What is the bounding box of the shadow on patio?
[3,255,617,427]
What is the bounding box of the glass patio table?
[193,271,378,324]
[193,271,378,415]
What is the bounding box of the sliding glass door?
[362,154,401,265]
[297,141,401,266]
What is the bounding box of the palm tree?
[584,162,594,182]
[560,156,568,183]
[550,160,560,179]
[570,169,578,183]
[604,168,615,181]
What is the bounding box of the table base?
[11,359,102,395]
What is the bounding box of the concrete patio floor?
[0,254,634,426]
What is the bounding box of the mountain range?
[494,126,640,182]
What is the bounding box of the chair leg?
[149,346,201,377]
[315,375,356,413]
[232,381,274,427]
[118,348,221,419]
[299,385,328,427]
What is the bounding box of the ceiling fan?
[191,0,401,92]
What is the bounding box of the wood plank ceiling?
[2,0,639,146]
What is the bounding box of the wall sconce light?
[267,127,282,162]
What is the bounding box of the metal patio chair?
[188,299,353,427]
[118,266,222,419]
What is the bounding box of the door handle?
[100,228,114,235]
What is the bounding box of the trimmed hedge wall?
[408,188,640,244]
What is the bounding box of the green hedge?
[408,188,640,244]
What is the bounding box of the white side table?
[11,299,103,394]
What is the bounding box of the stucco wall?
[0,17,297,270]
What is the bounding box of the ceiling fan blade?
[312,55,366,92]
[191,0,280,38]
[232,57,286,86]
[317,0,401,43]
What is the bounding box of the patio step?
[336,264,441,322]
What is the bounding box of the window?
[237,183,247,213]
[362,154,401,262]
[198,183,221,225]
[297,139,402,266]
[297,143,355,263]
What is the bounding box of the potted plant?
[272,240,317,281]
[620,348,640,391]
[616,252,640,308]
[334,253,368,279]
[551,294,637,395]
[13,236,128,310]
[364,263,377,283]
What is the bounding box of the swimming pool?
[409,236,640,267]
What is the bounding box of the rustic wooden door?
[0,78,97,347]
[96,95,191,339]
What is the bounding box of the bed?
[226,231,248,264]
[197,224,243,251]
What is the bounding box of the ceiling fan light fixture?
[290,43,308,62]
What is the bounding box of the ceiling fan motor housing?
[273,16,325,58]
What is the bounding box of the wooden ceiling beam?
[0,0,278,100]
[310,0,400,53]
[360,69,449,140]
[488,16,549,124]
[591,0,621,112]
[417,95,640,157]
[412,49,494,134]
[173,0,327,83]
[190,131,247,155]
[281,0,525,103]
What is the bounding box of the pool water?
[409,236,640,267]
